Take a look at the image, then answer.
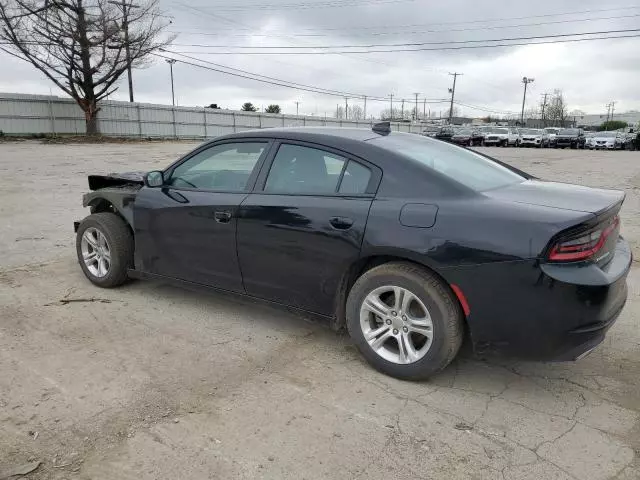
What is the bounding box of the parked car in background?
[519,129,544,148]
[554,128,586,149]
[74,124,631,380]
[435,126,456,143]
[589,131,624,150]
[544,127,561,147]
[450,128,484,147]
[483,127,519,147]
[421,126,441,138]
[622,132,638,151]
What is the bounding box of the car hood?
[485,180,624,214]
[88,171,146,190]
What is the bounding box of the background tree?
[335,105,345,119]
[546,90,568,127]
[265,104,280,114]
[599,120,628,131]
[0,0,172,135]
[241,102,257,112]
[349,104,364,121]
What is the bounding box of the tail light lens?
[548,216,620,262]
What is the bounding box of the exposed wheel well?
[333,255,465,331]
[87,199,133,235]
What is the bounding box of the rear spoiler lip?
[539,190,625,261]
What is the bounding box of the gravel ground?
[1,141,639,480]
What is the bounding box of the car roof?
[212,126,381,143]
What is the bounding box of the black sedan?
[450,128,484,147]
[434,126,456,142]
[74,124,631,380]
[554,128,586,149]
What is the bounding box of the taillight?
[548,216,619,262]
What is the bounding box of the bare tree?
[0,0,172,135]
[349,104,364,121]
[546,90,568,127]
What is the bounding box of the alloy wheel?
[359,285,434,364]
[80,227,111,278]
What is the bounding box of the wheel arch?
[333,251,467,331]
[83,189,137,232]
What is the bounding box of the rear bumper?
[442,237,632,361]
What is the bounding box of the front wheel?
[76,213,133,288]
[346,263,464,380]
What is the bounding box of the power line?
[168,28,640,49]
[164,32,640,54]
[178,0,422,12]
[169,13,640,38]
[170,5,640,32]
[152,51,450,104]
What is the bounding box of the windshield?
[371,133,525,192]
[559,129,579,135]
[598,132,618,138]
[544,128,560,134]
[491,128,509,134]
[520,129,540,135]
[455,129,472,135]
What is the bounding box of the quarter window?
[265,144,348,194]
[339,160,371,194]
[169,142,266,191]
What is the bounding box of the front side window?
[169,142,266,191]
[264,144,348,194]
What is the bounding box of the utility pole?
[423,99,426,119]
[605,103,612,124]
[520,77,535,125]
[389,93,394,120]
[540,93,549,127]
[363,96,367,120]
[610,101,616,121]
[345,97,349,120]
[109,0,139,102]
[413,93,419,121]
[165,59,176,106]
[295,101,300,116]
[401,99,404,119]
[448,72,462,124]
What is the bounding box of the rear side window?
[371,133,525,192]
[339,160,371,194]
[265,144,347,194]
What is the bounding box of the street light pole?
[165,59,176,106]
[521,77,535,125]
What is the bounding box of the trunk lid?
[485,180,624,215]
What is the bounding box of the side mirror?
[145,170,164,188]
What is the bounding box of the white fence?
[0,92,419,138]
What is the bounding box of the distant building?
[572,112,640,128]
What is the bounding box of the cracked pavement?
[0,142,639,479]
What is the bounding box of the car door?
[236,141,380,315]
[134,140,272,293]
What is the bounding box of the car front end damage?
[74,172,144,232]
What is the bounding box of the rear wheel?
[346,262,464,380]
[75,213,133,288]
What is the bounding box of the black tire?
[346,262,464,380]
[75,212,133,288]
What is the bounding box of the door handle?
[214,211,232,223]
[330,216,354,230]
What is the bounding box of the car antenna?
[372,121,391,135]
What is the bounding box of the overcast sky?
[1,0,639,118]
